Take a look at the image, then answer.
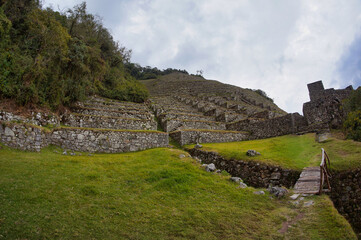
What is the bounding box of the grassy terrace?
[186,132,361,171]
[0,145,356,239]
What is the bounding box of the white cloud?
[44,0,361,113]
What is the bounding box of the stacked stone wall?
[63,114,157,130]
[51,128,169,153]
[330,169,361,237]
[0,122,49,151]
[170,130,249,145]
[163,119,226,132]
[72,107,154,120]
[226,113,312,139]
[0,122,169,153]
[188,148,300,188]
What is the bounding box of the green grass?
[186,133,361,171]
[0,145,356,239]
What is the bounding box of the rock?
[316,132,331,143]
[179,154,186,159]
[303,200,314,207]
[268,186,288,198]
[230,177,242,183]
[239,182,248,188]
[88,154,93,156]
[77,134,85,140]
[53,150,59,153]
[291,200,300,206]
[270,172,281,180]
[195,143,203,149]
[290,194,300,200]
[254,190,265,195]
[246,150,260,156]
[62,151,67,155]
[4,127,14,137]
[205,163,216,172]
[299,197,305,201]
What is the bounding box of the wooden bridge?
[294,148,332,194]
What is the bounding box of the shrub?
[343,110,361,141]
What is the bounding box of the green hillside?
[0,145,356,239]
[186,132,361,171]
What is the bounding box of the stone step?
[62,114,157,130]
[72,106,154,120]
[169,129,249,145]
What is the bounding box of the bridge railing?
[319,148,332,194]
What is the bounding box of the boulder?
[246,150,260,156]
[195,143,203,149]
[230,177,242,183]
[268,186,288,198]
[239,182,248,188]
[205,163,216,172]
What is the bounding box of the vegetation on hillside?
[343,87,361,141]
[186,133,361,170]
[0,145,356,239]
[0,1,148,110]
[125,63,191,80]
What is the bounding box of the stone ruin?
[303,80,353,128]
[0,74,355,152]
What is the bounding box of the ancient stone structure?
[189,148,300,188]
[0,121,168,153]
[303,80,353,128]
[0,96,168,152]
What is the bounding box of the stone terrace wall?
[0,122,169,153]
[226,113,321,139]
[0,122,49,151]
[188,148,300,188]
[170,130,249,145]
[63,114,157,130]
[51,128,169,153]
[163,119,226,132]
[330,169,361,237]
[72,107,154,120]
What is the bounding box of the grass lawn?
[186,133,361,171]
[0,145,356,239]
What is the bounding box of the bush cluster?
[343,87,361,141]
[0,1,149,109]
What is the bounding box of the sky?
[44,0,361,113]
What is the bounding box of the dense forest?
[0,0,187,109]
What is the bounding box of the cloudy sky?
[44,0,361,113]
